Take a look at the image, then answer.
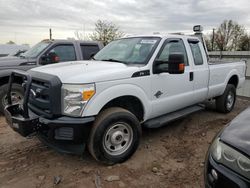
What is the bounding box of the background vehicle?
[7,49,28,57]
[0,44,29,57]
[205,107,250,188]
[0,39,103,113]
[4,26,246,164]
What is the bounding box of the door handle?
[190,72,194,81]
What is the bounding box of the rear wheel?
[0,84,24,113]
[88,107,141,164]
[216,84,236,113]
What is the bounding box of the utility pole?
[211,28,215,51]
[49,28,52,40]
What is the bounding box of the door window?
[189,42,203,65]
[48,44,76,62]
[81,45,100,60]
[155,39,189,66]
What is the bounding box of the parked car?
[8,49,28,57]
[205,107,250,188]
[0,39,103,113]
[4,26,246,164]
[0,44,30,57]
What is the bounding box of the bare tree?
[89,20,124,46]
[231,24,245,51]
[238,33,250,51]
[74,30,89,40]
[204,34,216,51]
[214,20,245,51]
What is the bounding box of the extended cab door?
[151,38,195,118]
[187,39,209,103]
[39,43,78,65]
[80,43,101,60]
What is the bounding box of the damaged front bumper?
[4,70,94,155]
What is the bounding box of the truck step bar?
[143,105,204,128]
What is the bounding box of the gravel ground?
[0,98,250,188]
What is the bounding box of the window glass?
[49,45,76,62]
[156,39,189,65]
[23,41,51,58]
[94,37,160,64]
[189,42,203,65]
[81,45,100,60]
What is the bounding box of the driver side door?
[39,44,77,65]
[150,38,195,118]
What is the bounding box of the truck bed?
[207,60,246,99]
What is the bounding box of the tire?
[216,84,236,113]
[88,107,141,164]
[0,83,24,113]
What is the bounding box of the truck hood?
[220,107,250,157]
[29,61,140,83]
[0,56,35,67]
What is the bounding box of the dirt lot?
[0,99,250,188]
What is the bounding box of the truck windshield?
[94,37,160,64]
[22,41,51,58]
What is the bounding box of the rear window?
[81,45,100,60]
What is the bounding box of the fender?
[0,69,13,77]
[218,69,239,96]
[225,69,239,86]
[0,69,28,86]
[82,83,151,121]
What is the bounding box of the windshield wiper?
[101,59,128,64]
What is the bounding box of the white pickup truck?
[5,26,246,164]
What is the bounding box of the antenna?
[49,28,52,40]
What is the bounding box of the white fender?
[83,84,151,121]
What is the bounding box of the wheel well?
[0,76,23,87]
[100,96,144,121]
[228,75,238,88]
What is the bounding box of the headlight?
[62,84,95,117]
[211,138,250,179]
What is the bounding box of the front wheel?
[88,107,141,164]
[216,84,236,113]
[0,83,24,113]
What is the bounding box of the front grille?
[28,71,62,118]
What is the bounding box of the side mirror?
[40,52,60,65]
[168,53,185,74]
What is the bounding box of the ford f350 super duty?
[4,26,246,164]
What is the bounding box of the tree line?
[77,19,250,52]
[205,20,250,51]
[75,20,124,46]
[4,19,250,52]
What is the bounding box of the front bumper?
[205,154,250,188]
[4,70,95,155]
[4,103,94,155]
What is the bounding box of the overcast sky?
[0,0,250,45]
